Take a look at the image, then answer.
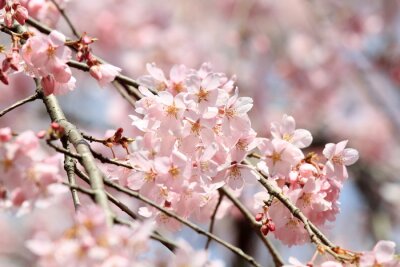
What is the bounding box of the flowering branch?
[220,187,285,267]
[254,164,355,262]
[102,177,262,267]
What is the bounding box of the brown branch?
[112,81,138,107]
[251,160,355,262]
[38,79,113,225]
[102,178,262,267]
[49,0,80,38]
[90,148,134,169]
[0,92,40,117]
[61,139,81,209]
[46,139,82,159]
[205,191,223,250]
[220,187,284,267]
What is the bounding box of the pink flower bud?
[51,122,60,130]
[0,127,12,142]
[13,5,28,25]
[260,224,269,235]
[0,70,9,85]
[267,221,276,232]
[5,12,13,28]
[0,0,6,9]
[36,130,47,139]
[41,75,55,96]
[11,188,25,207]
[255,212,264,222]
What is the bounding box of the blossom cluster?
[284,240,400,267]
[0,127,64,214]
[253,115,359,245]
[26,205,222,267]
[120,63,258,228]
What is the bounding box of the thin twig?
[46,139,82,159]
[62,139,81,209]
[62,182,95,196]
[90,148,134,169]
[205,192,223,250]
[112,81,137,107]
[102,178,262,267]
[49,0,80,38]
[0,92,40,117]
[114,217,178,252]
[220,187,285,267]
[253,162,354,262]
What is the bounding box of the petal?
[323,143,335,159]
[374,240,396,263]
[292,129,312,148]
[49,30,66,46]
[342,148,359,166]
[282,114,296,134]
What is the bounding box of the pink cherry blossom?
[271,114,313,148]
[323,140,359,180]
[89,63,121,87]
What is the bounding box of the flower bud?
[260,224,269,235]
[255,212,264,222]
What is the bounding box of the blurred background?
[1,0,400,266]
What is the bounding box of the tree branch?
[49,0,80,38]
[61,139,81,209]
[205,191,223,250]
[0,92,40,117]
[38,80,113,226]
[220,187,285,267]
[102,177,262,267]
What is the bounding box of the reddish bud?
[36,130,47,139]
[260,224,269,235]
[51,122,60,130]
[2,58,9,72]
[0,0,6,9]
[41,75,55,96]
[13,5,28,25]
[0,70,9,85]
[255,212,264,222]
[267,221,276,232]
[0,187,6,199]
[164,200,172,208]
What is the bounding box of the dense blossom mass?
[0,1,399,267]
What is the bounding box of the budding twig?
[102,177,262,267]
[220,187,285,267]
